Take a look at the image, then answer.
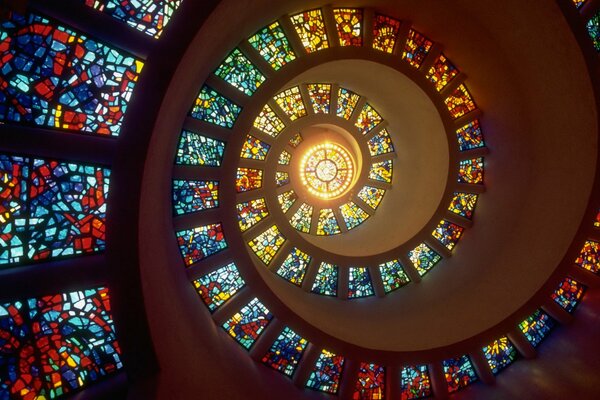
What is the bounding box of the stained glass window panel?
[458,158,484,184]
[289,203,313,233]
[274,86,307,121]
[448,192,478,219]
[84,0,182,38]
[445,84,476,119]
[193,262,245,312]
[289,132,303,148]
[357,186,386,209]
[402,29,433,68]
[348,267,374,298]
[278,150,292,165]
[594,209,600,227]
[312,262,338,296]
[373,15,401,53]
[248,225,286,265]
[307,83,331,114]
[277,247,311,285]
[333,8,363,47]
[172,180,219,215]
[290,9,329,53]
[379,260,410,293]
[248,22,296,70]
[400,365,432,400]
[573,0,587,8]
[426,54,459,91]
[262,327,308,376]
[236,168,263,192]
[176,223,227,266]
[443,355,478,393]
[277,190,298,213]
[306,350,345,394]
[317,208,341,236]
[253,104,286,137]
[222,298,273,349]
[0,12,143,136]
[455,120,485,151]
[367,128,394,156]
[432,220,464,251]
[369,160,393,183]
[354,363,385,400]
[587,12,600,52]
[355,103,383,135]
[0,155,28,265]
[575,240,600,274]
[240,135,271,160]
[336,87,361,120]
[214,48,266,96]
[175,130,225,166]
[190,85,241,128]
[518,309,555,348]
[482,337,517,375]
[551,277,586,313]
[408,243,442,276]
[236,198,269,232]
[340,202,370,230]
[276,171,290,187]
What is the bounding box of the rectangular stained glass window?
[277,190,298,213]
[277,247,311,285]
[518,309,555,348]
[175,130,225,166]
[190,85,241,128]
[172,180,219,215]
[448,192,478,219]
[176,223,227,266]
[290,9,329,53]
[432,220,464,251]
[456,120,485,151]
[312,262,338,296]
[445,84,476,119]
[458,158,484,184]
[193,262,245,312]
[278,150,292,165]
[357,186,386,209]
[340,202,370,230]
[367,128,394,156]
[274,86,307,121]
[307,83,332,114]
[262,326,308,376]
[372,15,401,53]
[306,350,345,394]
[236,198,269,232]
[402,29,433,68]
[354,363,385,399]
[551,277,586,313]
[369,160,393,183]
[317,208,341,235]
[426,54,459,92]
[348,267,374,298]
[289,132,303,148]
[355,103,383,135]
[248,22,296,70]
[587,11,600,52]
[222,297,273,349]
[214,48,266,96]
[240,135,271,160]
[333,8,363,47]
[254,104,286,137]
[0,12,143,136]
[400,365,432,399]
[276,171,290,188]
[289,203,313,233]
[408,243,442,276]
[248,225,286,265]
[379,260,410,293]
[443,355,478,393]
[236,168,263,192]
[336,87,361,120]
[482,336,517,375]
[575,240,600,274]
[1,155,110,267]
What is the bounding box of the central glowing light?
[300,143,354,199]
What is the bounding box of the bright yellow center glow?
[299,143,354,199]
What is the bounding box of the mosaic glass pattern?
[372,15,401,53]
[402,29,433,68]
[84,0,182,38]
[289,203,313,233]
[367,128,394,156]
[445,84,476,119]
[357,186,386,209]
[369,160,393,183]
[448,192,478,219]
[248,225,286,265]
[190,85,241,128]
[307,83,331,114]
[278,150,292,165]
[551,277,586,313]
[575,240,600,274]
[456,120,485,151]
[0,287,122,399]
[235,168,263,192]
[172,180,219,215]
[340,202,370,230]
[443,355,478,393]
[355,103,383,135]
[1,156,110,266]
[354,363,385,400]
[594,209,600,227]
[379,260,410,293]
[277,190,298,213]
[401,365,432,400]
[240,135,271,160]
[518,309,555,348]
[587,11,600,52]
[274,86,306,121]
[408,243,442,276]
[573,0,587,8]
[482,337,517,375]
[253,104,286,137]
[222,298,273,349]
[306,350,345,394]
[333,8,363,47]
[300,143,354,199]
[248,22,296,70]
[426,54,459,91]
[458,157,484,184]
[175,130,225,166]
[214,48,266,96]
[277,247,312,285]
[317,208,341,236]
[348,267,374,298]
[289,132,303,148]
[432,220,464,251]
[193,262,245,312]
[312,262,338,296]
[176,223,227,266]
[290,9,329,53]
[236,198,269,232]
[262,327,308,377]
[0,12,142,136]
[276,171,290,187]
[336,87,361,120]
